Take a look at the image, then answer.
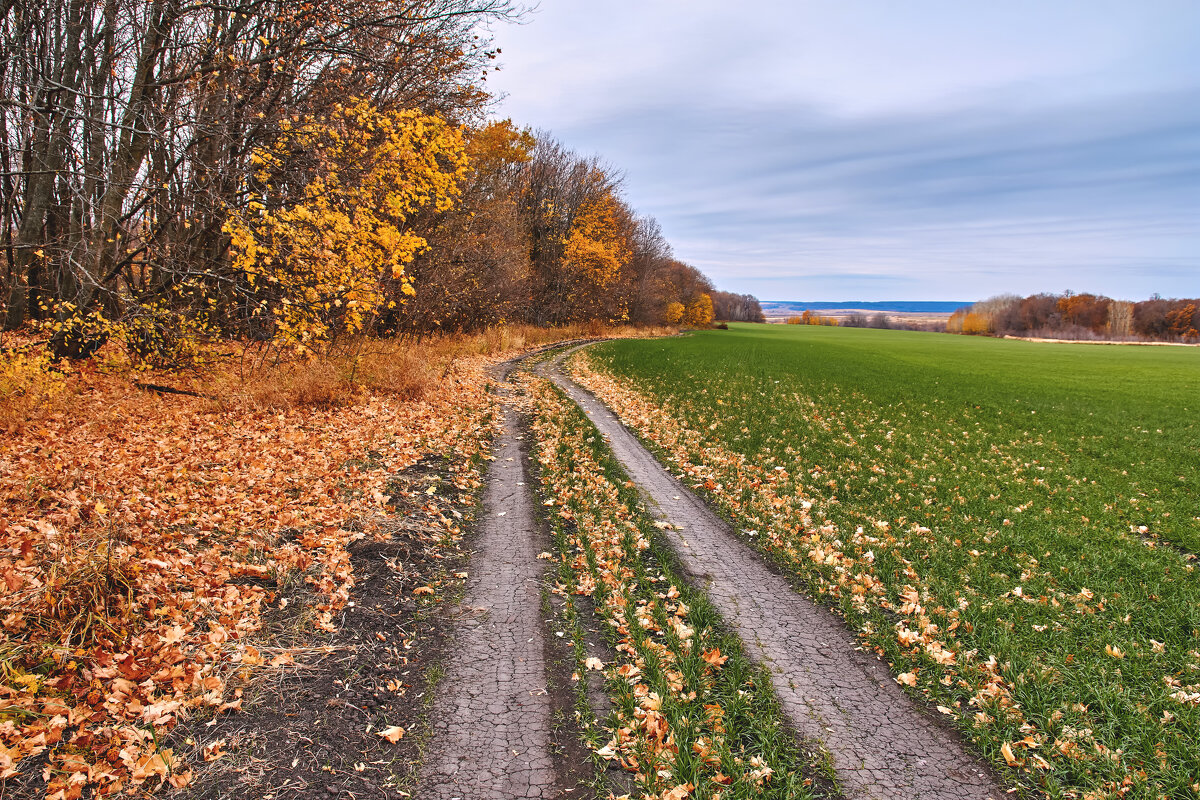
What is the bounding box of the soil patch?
[417,396,557,798]
[169,460,474,800]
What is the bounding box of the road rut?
[419,382,554,799]
[542,350,1004,800]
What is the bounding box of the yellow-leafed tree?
[382,119,535,335]
[664,301,685,324]
[226,100,468,349]
[560,189,633,320]
[683,293,714,327]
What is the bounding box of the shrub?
[1,341,67,424]
[124,311,203,370]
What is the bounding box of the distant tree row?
[786,310,941,331]
[838,313,944,332]
[712,291,765,323]
[0,0,750,362]
[948,293,1200,341]
[786,311,838,326]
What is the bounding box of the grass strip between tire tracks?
[527,375,835,800]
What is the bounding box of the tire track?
[419,377,555,799]
[541,349,1005,800]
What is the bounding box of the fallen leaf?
[377,725,405,743]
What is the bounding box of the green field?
[577,325,1200,799]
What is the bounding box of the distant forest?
[949,293,1199,342]
[713,291,765,323]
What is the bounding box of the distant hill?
[762,300,970,314]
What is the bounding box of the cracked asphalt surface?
[542,349,1005,800]
[419,388,555,799]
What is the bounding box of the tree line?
[1,0,756,363]
[948,293,1199,342]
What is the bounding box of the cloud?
[539,89,1200,300]
[489,1,1200,300]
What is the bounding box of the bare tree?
[1,0,521,337]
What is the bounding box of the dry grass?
[1,321,675,422]
[215,322,674,411]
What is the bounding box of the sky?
[485,1,1200,302]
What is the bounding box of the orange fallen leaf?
[378,725,405,743]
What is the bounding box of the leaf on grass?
[584,656,604,671]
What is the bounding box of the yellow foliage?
[563,191,631,291]
[683,294,714,327]
[227,100,468,350]
[0,342,67,425]
[787,310,836,326]
[1,347,64,399]
[946,308,990,334]
[664,301,685,325]
[466,119,535,168]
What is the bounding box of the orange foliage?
[465,118,535,168]
[961,312,991,335]
[562,190,633,296]
[1056,293,1110,332]
[788,310,837,326]
[1165,303,1199,340]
